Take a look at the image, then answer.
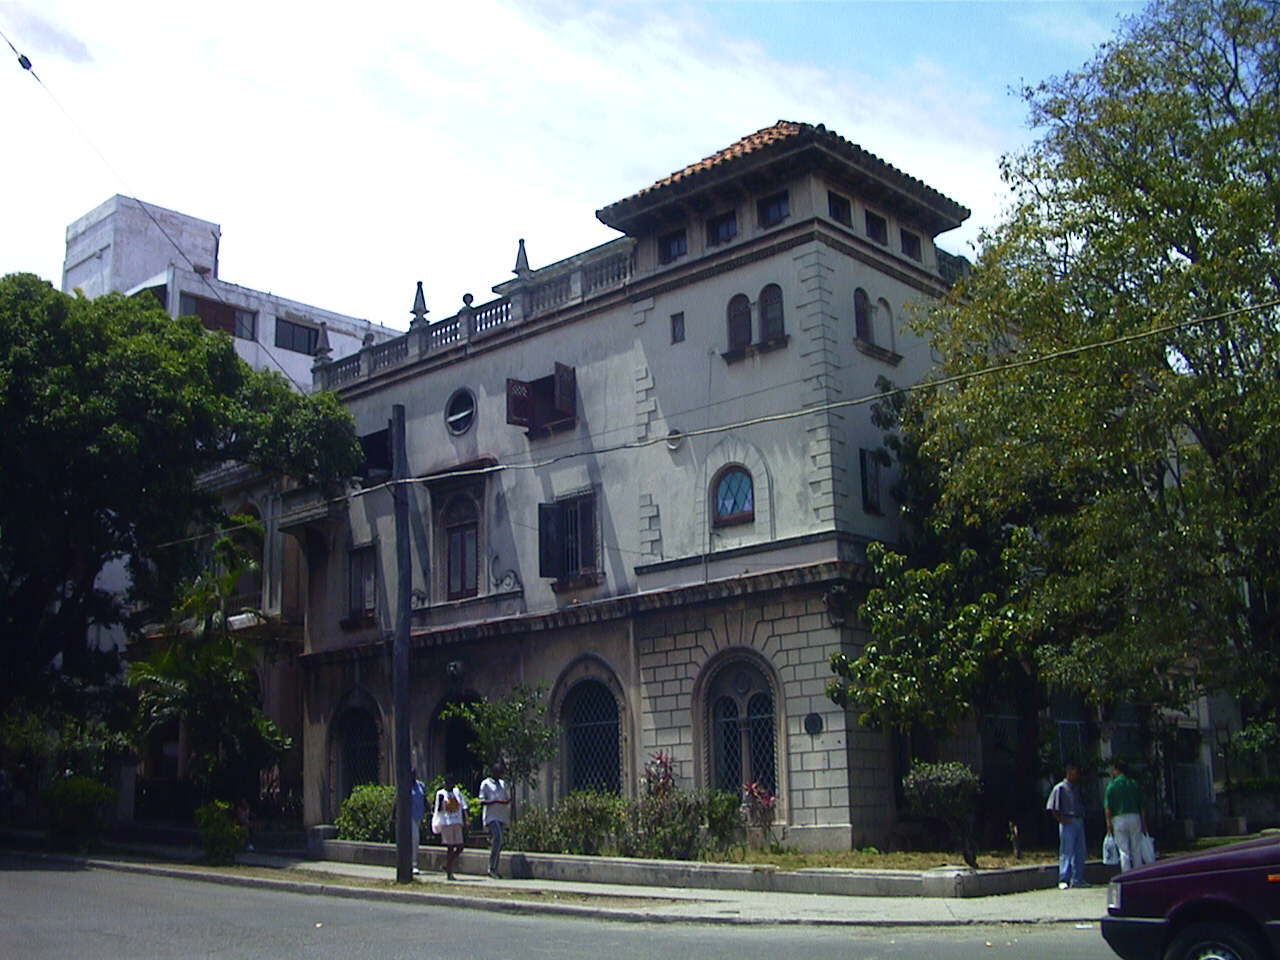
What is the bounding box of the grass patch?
[711,848,1058,871]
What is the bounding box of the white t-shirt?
[435,787,466,826]
[478,777,510,826]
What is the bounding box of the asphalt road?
[0,856,1118,959]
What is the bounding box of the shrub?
[619,791,705,860]
[507,803,563,853]
[557,791,626,855]
[902,761,980,869]
[195,800,247,864]
[704,789,742,855]
[43,775,116,851]
[335,783,396,842]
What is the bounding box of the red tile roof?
[598,120,969,234]
[637,120,808,199]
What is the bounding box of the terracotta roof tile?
[636,120,808,199]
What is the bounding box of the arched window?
[443,495,478,599]
[563,681,621,794]
[334,707,380,806]
[876,298,894,351]
[727,294,751,351]
[758,284,784,341]
[713,466,754,526]
[854,288,872,343]
[707,662,776,794]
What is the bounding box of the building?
[61,196,399,806]
[283,121,974,849]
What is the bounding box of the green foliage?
[703,789,743,855]
[902,762,981,869]
[1225,776,1280,798]
[439,684,558,791]
[617,752,705,860]
[335,784,397,842]
[194,800,247,864]
[506,792,626,855]
[0,272,361,710]
[43,775,115,851]
[832,0,1280,737]
[129,519,291,805]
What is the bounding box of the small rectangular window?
[828,192,851,226]
[670,312,685,344]
[348,546,377,618]
[900,229,923,261]
[860,448,883,514]
[657,229,688,265]
[757,191,789,228]
[865,210,888,245]
[179,291,257,341]
[706,211,737,246]
[276,317,319,355]
[538,493,596,581]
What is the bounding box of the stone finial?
[513,238,530,276]
[410,280,429,328]
[311,321,332,370]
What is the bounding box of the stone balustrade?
[313,248,632,392]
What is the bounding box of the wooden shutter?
[577,495,596,573]
[506,378,531,427]
[538,502,564,579]
[759,284,783,340]
[553,363,577,420]
[727,295,751,349]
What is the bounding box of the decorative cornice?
[298,559,869,666]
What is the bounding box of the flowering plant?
[742,781,776,829]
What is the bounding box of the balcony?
[313,241,634,392]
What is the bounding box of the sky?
[1,0,1142,331]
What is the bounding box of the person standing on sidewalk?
[1105,759,1150,872]
[434,776,467,880]
[1046,763,1088,889]
[409,770,425,875]
[478,762,511,879]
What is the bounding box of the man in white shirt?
[478,762,511,879]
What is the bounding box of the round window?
[445,389,475,435]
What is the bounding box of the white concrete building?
[284,121,974,849]
[63,195,396,393]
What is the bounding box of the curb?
[4,850,1104,928]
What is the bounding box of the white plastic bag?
[1102,832,1120,866]
[1139,832,1156,864]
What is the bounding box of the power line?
[4,30,310,392]
[147,294,1280,553]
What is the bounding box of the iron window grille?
[564,681,621,794]
[538,492,597,584]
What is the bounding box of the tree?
[0,274,361,709]
[832,0,1280,735]
[128,518,291,803]
[440,684,559,792]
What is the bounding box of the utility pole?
[391,403,413,883]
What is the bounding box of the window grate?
[713,697,741,792]
[747,693,776,794]
[565,682,621,794]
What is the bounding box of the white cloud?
[2,0,1072,328]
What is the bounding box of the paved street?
[1,857,1117,959]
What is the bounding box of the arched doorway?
[563,680,621,794]
[429,698,484,791]
[332,706,381,809]
[706,660,776,795]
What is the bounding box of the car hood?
[1117,834,1280,883]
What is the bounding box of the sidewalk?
[6,843,1110,928]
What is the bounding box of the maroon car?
[1102,833,1280,960]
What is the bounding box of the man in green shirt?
[1105,759,1150,872]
